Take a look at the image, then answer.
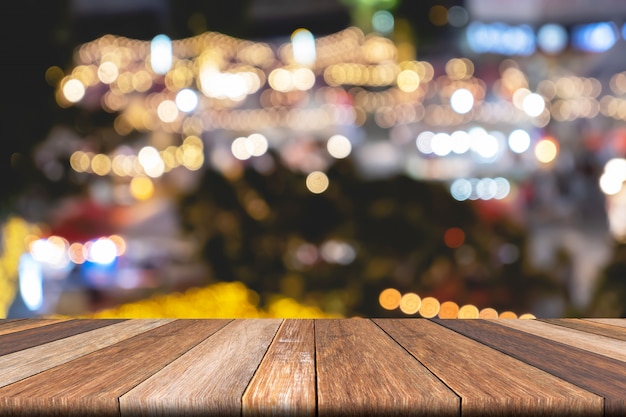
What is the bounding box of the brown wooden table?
[0,318,625,416]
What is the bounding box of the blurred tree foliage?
[588,243,626,317]
[179,152,562,317]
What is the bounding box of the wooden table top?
[0,318,625,416]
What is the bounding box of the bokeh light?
[450,88,474,114]
[379,288,402,310]
[534,137,559,164]
[327,134,352,159]
[306,171,329,194]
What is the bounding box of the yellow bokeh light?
[293,67,316,91]
[419,296,440,318]
[68,242,86,264]
[91,154,112,176]
[181,145,204,170]
[438,301,459,318]
[129,176,155,201]
[108,234,127,256]
[458,304,479,319]
[157,100,179,123]
[268,68,293,92]
[445,58,472,81]
[132,70,153,92]
[69,151,91,173]
[397,69,420,92]
[97,61,119,84]
[379,288,402,310]
[399,292,421,315]
[62,78,86,103]
[306,171,329,194]
[479,307,499,318]
[499,311,518,319]
[534,137,559,164]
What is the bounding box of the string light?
[378,287,536,319]
[45,25,626,319]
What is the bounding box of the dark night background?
[2,0,626,319]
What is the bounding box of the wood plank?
[542,318,626,342]
[436,318,626,416]
[315,318,459,416]
[494,319,626,361]
[119,319,282,417]
[0,319,125,356]
[0,319,174,388]
[0,319,230,417]
[585,318,626,329]
[0,318,71,336]
[242,319,316,417]
[375,319,603,416]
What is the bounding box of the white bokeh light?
[508,129,531,153]
[522,93,546,117]
[599,172,623,195]
[18,254,43,312]
[89,238,118,265]
[470,128,499,159]
[537,23,568,54]
[150,34,173,75]
[450,178,472,201]
[416,131,435,154]
[450,130,472,154]
[327,134,352,159]
[450,88,474,114]
[175,88,199,112]
[431,133,452,156]
[138,146,165,178]
[291,28,316,66]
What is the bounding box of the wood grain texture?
[583,318,626,332]
[243,319,316,417]
[0,318,70,336]
[436,318,626,416]
[120,319,282,417]
[1,318,626,416]
[0,319,125,356]
[375,319,603,417]
[0,319,174,388]
[495,318,626,362]
[315,318,459,416]
[0,319,230,417]
[542,318,626,341]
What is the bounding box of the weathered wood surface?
[0,318,625,416]
[242,319,316,417]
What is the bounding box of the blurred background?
[2,0,626,319]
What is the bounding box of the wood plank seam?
[110,320,235,416]
[544,318,626,342]
[372,319,463,402]
[114,319,236,398]
[119,319,282,416]
[0,320,235,417]
[430,319,599,389]
[433,319,626,416]
[240,318,286,414]
[315,318,460,416]
[313,319,318,417]
[380,318,603,416]
[0,319,177,389]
